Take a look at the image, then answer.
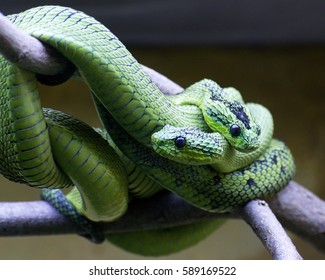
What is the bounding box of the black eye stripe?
[230,102,251,129]
[174,136,186,148]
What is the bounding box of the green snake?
[0,6,295,256]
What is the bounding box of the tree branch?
[268,181,325,252]
[0,182,320,259]
[0,188,304,259]
[0,9,323,259]
[0,12,74,76]
[234,199,303,260]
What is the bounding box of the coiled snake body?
[0,6,295,255]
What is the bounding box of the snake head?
[151,125,227,165]
[202,99,261,152]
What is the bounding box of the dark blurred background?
[0,0,324,259]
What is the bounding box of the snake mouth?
[241,139,259,152]
[231,136,259,153]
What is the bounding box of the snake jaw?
[230,122,261,152]
[239,121,261,152]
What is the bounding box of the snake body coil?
[0,6,295,255]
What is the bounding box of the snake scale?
[0,6,295,256]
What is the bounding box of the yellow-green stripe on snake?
[0,6,295,255]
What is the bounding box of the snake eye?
[230,124,241,137]
[174,136,186,148]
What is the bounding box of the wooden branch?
[234,199,302,260]
[0,12,74,76]
[0,189,303,259]
[0,9,323,259]
[0,191,217,236]
[268,181,325,252]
